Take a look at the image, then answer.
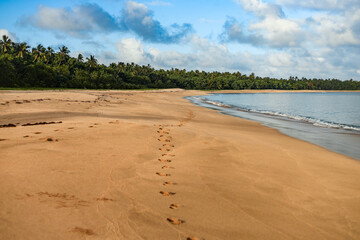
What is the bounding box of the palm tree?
[86,55,98,69]
[58,45,70,65]
[47,47,54,54]
[17,42,29,58]
[45,47,54,64]
[1,35,12,53]
[32,44,45,62]
[77,53,84,62]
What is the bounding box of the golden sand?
[0,89,359,240]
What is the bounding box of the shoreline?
[187,92,360,160]
[1,89,359,239]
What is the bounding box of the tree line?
[1,35,359,90]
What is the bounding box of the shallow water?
[187,92,360,160]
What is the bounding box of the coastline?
[188,91,360,160]
[1,89,359,239]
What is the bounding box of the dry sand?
[0,89,359,240]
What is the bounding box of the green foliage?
[0,35,359,90]
[0,55,17,87]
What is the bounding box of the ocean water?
[187,92,360,160]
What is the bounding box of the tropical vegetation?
[1,35,359,90]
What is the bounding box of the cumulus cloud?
[222,16,302,48]
[306,9,360,47]
[120,1,192,43]
[268,52,293,67]
[249,16,303,47]
[278,0,359,11]
[116,38,152,63]
[221,17,260,44]
[277,0,360,49]
[19,1,192,43]
[223,0,360,50]
[20,4,120,38]
[0,29,17,41]
[235,0,284,18]
[114,36,253,71]
[223,0,303,48]
[111,35,358,80]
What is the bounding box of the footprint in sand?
[34,132,42,134]
[167,218,185,225]
[162,153,175,157]
[163,144,175,148]
[162,166,175,169]
[71,227,95,236]
[163,181,177,186]
[158,138,171,142]
[156,172,171,177]
[159,148,171,152]
[157,131,170,134]
[96,197,114,201]
[158,159,172,163]
[159,135,172,139]
[169,203,180,209]
[160,191,176,196]
[46,137,58,142]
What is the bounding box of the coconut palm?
[17,42,30,58]
[45,47,54,64]
[1,35,12,53]
[47,46,54,54]
[32,44,46,62]
[58,45,70,65]
[77,53,84,62]
[86,55,98,69]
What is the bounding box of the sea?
[187,92,360,160]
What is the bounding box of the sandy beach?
[0,89,359,240]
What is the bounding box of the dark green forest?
[1,35,359,90]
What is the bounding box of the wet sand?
[0,89,359,240]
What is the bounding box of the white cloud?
[21,4,120,38]
[235,0,284,18]
[21,1,192,42]
[278,0,359,10]
[116,38,150,63]
[113,36,251,71]
[228,0,360,49]
[307,9,360,47]
[249,16,303,47]
[0,29,17,41]
[225,0,303,48]
[121,1,192,43]
[268,52,293,67]
[110,35,358,80]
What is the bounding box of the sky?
[0,0,359,80]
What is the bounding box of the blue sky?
[1,0,359,80]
